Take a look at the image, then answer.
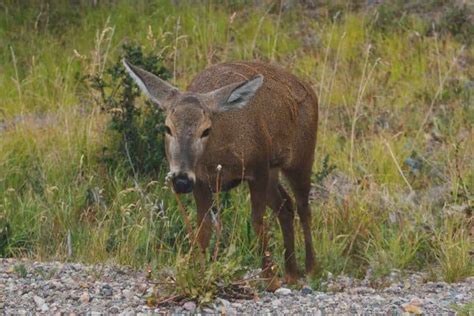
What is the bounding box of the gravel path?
[1,258,472,315]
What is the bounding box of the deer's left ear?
[206,75,263,112]
[123,59,179,110]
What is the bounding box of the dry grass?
[0,1,472,301]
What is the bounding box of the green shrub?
[90,44,171,176]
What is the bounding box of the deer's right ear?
[123,59,179,109]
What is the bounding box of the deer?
[123,60,318,289]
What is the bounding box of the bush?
[438,5,474,45]
[90,44,171,176]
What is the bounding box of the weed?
[434,219,473,283]
[313,154,337,185]
[0,1,472,302]
[14,263,28,278]
[450,301,474,316]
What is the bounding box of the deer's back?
[188,62,318,180]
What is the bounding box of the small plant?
[14,263,27,278]
[155,245,250,306]
[365,228,424,279]
[90,44,172,175]
[438,4,474,45]
[450,301,474,316]
[313,154,336,185]
[434,220,473,283]
[0,216,11,256]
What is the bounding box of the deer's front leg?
[193,181,213,254]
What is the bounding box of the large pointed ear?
[206,75,263,112]
[123,59,179,109]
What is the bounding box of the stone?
[409,297,423,306]
[183,301,196,312]
[202,307,214,314]
[275,287,292,296]
[108,306,120,314]
[80,291,91,303]
[217,298,231,308]
[302,286,313,295]
[137,283,148,293]
[40,303,49,312]
[100,284,113,297]
[272,299,282,307]
[349,287,375,294]
[33,295,45,307]
[402,303,422,314]
[122,289,134,300]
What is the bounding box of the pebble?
[202,307,214,313]
[301,286,313,295]
[108,306,120,314]
[1,259,473,314]
[80,291,90,303]
[40,303,49,312]
[275,287,292,296]
[100,284,113,297]
[122,289,133,299]
[33,295,45,307]
[183,301,196,312]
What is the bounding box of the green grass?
[0,0,473,300]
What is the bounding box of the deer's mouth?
[171,174,194,194]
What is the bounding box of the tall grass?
[0,0,472,296]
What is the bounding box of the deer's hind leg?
[266,171,299,284]
[283,165,316,275]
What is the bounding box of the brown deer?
[124,60,318,287]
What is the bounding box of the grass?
[0,0,473,301]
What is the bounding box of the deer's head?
[123,60,263,193]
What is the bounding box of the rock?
[275,287,292,296]
[372,295,385,303]
[33,295,45,307]
[409,297,423,306]
[1,258,473,314]
[122,289,133,300]
[302,286,313,295]
[40,303,49,312]
[137,283,148,293]
[108,306,120,314]
[402,303,423,314]
[202,307,214,314]
[349,287,375,294]
[80,291,91,303]
[100,284,113,297]
[183,301,196,312]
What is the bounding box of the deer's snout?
[172,174,194,194]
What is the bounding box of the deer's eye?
[201,128,211,138]
[164,126,172,136]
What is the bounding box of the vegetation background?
[0,0,472,302]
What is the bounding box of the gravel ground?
[1,258,472,315]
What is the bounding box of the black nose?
[172,175,194,194]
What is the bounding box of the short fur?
[190,62,318,283]
[124,60,318,286]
